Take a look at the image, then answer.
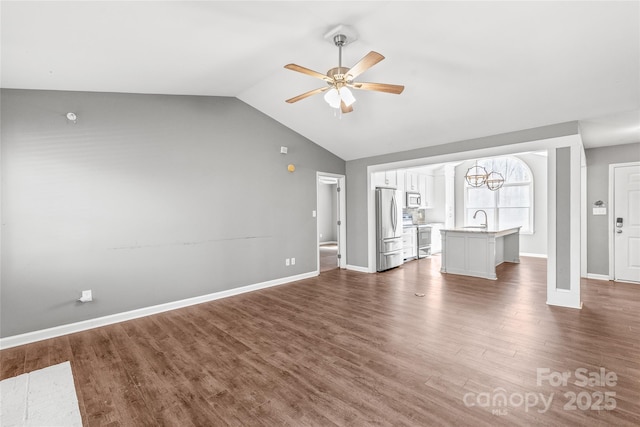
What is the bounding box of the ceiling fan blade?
[340,100,354,114]
[346,51,385,80]
[285,87,330,104]
[284,64,331,82]
[350,82,405,94]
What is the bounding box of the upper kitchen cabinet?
[373,170,398,188]
[405,171,419,192]
[419,174,435,207]
[397,170,406,208]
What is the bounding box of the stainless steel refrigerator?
[376,187,404,272]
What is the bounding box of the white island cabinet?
[439,227,521,280]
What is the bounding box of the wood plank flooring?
[2,256,639,426]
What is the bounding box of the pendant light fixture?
[465,161,505,191]
[465,162,488,187]
[485,171,505,191]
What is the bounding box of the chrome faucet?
[473,210,487,228]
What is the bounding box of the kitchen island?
[440,227,521,280]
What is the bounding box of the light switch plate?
[593,207,606,215]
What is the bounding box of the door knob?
[616,229,622,234]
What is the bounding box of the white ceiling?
[2,1,639,161]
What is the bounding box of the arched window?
[464,156,534,233]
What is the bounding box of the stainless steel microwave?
[406,192,421,208]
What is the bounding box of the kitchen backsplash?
[404,208,445,225]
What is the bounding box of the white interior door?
[317,173,346,271]
[614,164,640,283]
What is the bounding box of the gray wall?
[346,122,579,268]
[585,142,640,275]
[1,89,345,337]
[318,183,337,243]
[556,147,571,290]
[454,153,547,255]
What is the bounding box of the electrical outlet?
[291,258,296,265]
[285,258,290,266]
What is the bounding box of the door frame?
[317,172,347,272]
[608,161,640,281]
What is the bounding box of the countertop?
[440,226,521,237]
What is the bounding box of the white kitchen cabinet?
[405,171,419,192]
[397,170,406,208]
[419,174,434,207]
[402,227,417,259]
[372,171,384,187]
[440,227,521,279]
[430,223,443,254]
[374,170,397,188]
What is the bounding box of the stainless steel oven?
[417,225,431,258]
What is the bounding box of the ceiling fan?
[284,34,404,114]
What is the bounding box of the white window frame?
[464,156,534,234]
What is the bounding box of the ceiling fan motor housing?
[333,34,347,46]
[327,66,350,86]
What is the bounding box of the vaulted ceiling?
[2,1,638,160]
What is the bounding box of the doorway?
[317,173,346,272]
[610,162,640,283]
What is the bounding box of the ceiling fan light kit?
[284,28,404,114]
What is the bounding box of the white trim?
[613,279,640,285]
[547,147,557,297]
[608,161,640,281]
[346,264,370,273]
[580,147,587,279]
[0,271,318,350]
[546,289,583,309]
[544,140,583,309]
[586,273,611,281]
[609,165,614,280]
[317,172,347,271]
[520,252,548,258]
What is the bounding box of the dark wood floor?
[2,257,639,426]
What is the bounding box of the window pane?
[467,187,494,208]
[498,185,530,207]
[479,156,531,183]
[498,208,529,232]
[505,159,531,183]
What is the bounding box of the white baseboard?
[546,288,582,309]
[0,271,318,350]
[520,253,548,258]
[346,264,371,273]
[585,273,611,281]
